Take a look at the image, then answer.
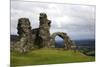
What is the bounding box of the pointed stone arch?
[50,32,75,49]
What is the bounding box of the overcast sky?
[11,1,95,40]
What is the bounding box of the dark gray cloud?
[11,1,95,40]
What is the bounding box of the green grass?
[11,48,95,66]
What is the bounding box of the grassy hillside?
[11,48,95,66]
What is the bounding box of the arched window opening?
[55,36,64,48]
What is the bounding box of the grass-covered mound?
[11,48,95,66]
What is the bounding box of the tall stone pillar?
[39,13,51,48]
[17,18,33,52]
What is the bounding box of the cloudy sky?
[11,1,95,40]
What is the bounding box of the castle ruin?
[11,13,76,53]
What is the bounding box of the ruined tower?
[17,18,34,52]
[38,13,51,48]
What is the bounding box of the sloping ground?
[11,48,95,66]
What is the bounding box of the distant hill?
[55,40,65,48]
[74,39,95,46]
[74,39,95,51]
[55,39,95,48]
[55,39,95,56]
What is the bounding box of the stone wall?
[11,13,76,53]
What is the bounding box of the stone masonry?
[11,13,76,53]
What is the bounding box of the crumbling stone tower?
[38,13,51,48]
[17,18,34,52]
